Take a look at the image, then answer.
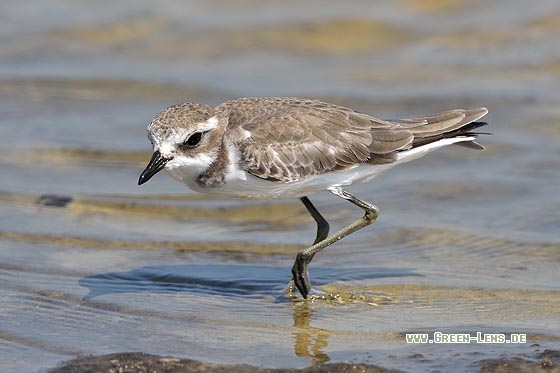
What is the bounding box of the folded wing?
[221,98,488,182]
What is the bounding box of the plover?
[138,97,488,298]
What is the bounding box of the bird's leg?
[300,196,330,245]
[292,187,380,298]
[290,197,329,298]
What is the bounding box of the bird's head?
[138,102,223,185]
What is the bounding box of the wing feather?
[217,98,487,182]
[220,98,376,181]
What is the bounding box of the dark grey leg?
[291,197,330,298]
[300,196,330,245]
[292,187,380,298]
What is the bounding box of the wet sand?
[49,350,560,372]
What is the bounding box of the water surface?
[1,1,559,372]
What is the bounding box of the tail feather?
[411,120,489,149]
[390,107,488,137]
[369,107,489,164]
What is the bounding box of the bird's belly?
[171,163,397,200]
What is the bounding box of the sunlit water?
[1,1,559,372]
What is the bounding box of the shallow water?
[1,1,559,372]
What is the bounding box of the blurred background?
[1,1,559,372]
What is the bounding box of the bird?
[138,97,488,298]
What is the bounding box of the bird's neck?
[196,136,230,188]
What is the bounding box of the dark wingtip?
[410,121,491,149]
[460,121,489,133]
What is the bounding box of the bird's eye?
[182,132,203,149]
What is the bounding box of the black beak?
[138,150,170,185]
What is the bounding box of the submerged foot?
[291,253,312,298]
